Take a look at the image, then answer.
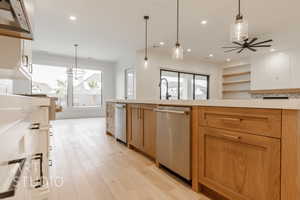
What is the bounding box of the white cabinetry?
[0,95,50,200]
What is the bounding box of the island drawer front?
[199,107,282,138]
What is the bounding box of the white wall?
[115,54,136,99]
[135,49,222,100]
[229,48,300,91]
[33,51,116,119]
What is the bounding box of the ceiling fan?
[223,38,273,53]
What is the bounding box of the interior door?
[130,105,142,149]
[199,127,281,200]
[125,69,135,100]
[141,105,156,158]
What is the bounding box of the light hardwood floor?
[48,118,209,200]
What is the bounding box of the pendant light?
[230,0,248,42]
[74,44,79,80]
[73,44,84,80]
[172,0,183,60]
[144,16,149,68]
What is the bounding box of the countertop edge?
[106,99,300,110]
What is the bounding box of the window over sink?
[160,69,209,100]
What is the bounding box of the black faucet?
[159,78,172,100]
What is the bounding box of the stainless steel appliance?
[0,0,33,39]
[155,106,191,180]
[115,104,127,143]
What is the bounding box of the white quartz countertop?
[106,99,300,110]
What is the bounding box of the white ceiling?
[32,0,300,63]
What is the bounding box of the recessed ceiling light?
[69,16,77,21]
[159,42,165,46]
[226,58,231,62]
[209,54,213,57]
[270,48,276,52]
[201,20,207,25]
[187,48,192,52]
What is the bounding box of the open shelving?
[222,63,251,99]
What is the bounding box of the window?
[32,65,68,107]
[125,69,135,100]
[32,65,103,108]
[195,75,209,100]
[160,70,179,100]
[73,69,102,107]
[160,69,209,100]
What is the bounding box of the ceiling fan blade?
[224,48,242,53]
[222,46,240,48]
[248,37,258,44]
[251,45,272,48]
[252,39,273,46]
[247,47,257,52]
[238,48,245,53]
[233,41,243,46]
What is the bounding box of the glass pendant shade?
[231,17,248,42]
[172,44,184,60]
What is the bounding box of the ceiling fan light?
[172,44,184,60]
[231,17,248,42]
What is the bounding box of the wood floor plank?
[48,118,208,200]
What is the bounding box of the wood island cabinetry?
[107,101,300,200]
[106,102,115,136]
[128,104,156,158]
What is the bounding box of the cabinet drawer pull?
[220,117,241,123]
[220,134,241,140]
[32,153,44,189]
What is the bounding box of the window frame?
[124,68,136,100]
[71,68,103,108]
[31,64,103,108]
[159,69,210,100]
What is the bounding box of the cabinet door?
[199,127,280,200]
[130,105,142,149]
[141,105,156,158]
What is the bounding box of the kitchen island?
[106,99,300,200]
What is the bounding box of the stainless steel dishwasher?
[155,106,191,180]
[115,104,127,144]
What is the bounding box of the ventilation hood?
[0,0,33,40]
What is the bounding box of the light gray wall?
[135,49,222,100]
[115,54,136,99]
[33,51,117,119]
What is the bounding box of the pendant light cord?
[145,17,148,59]
[176,0,179,45]
[238,0,241,17]
[74,44,78,79]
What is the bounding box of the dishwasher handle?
[154,109,189,115]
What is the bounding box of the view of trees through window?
[73,69,102,107]
[32,64,102,107]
